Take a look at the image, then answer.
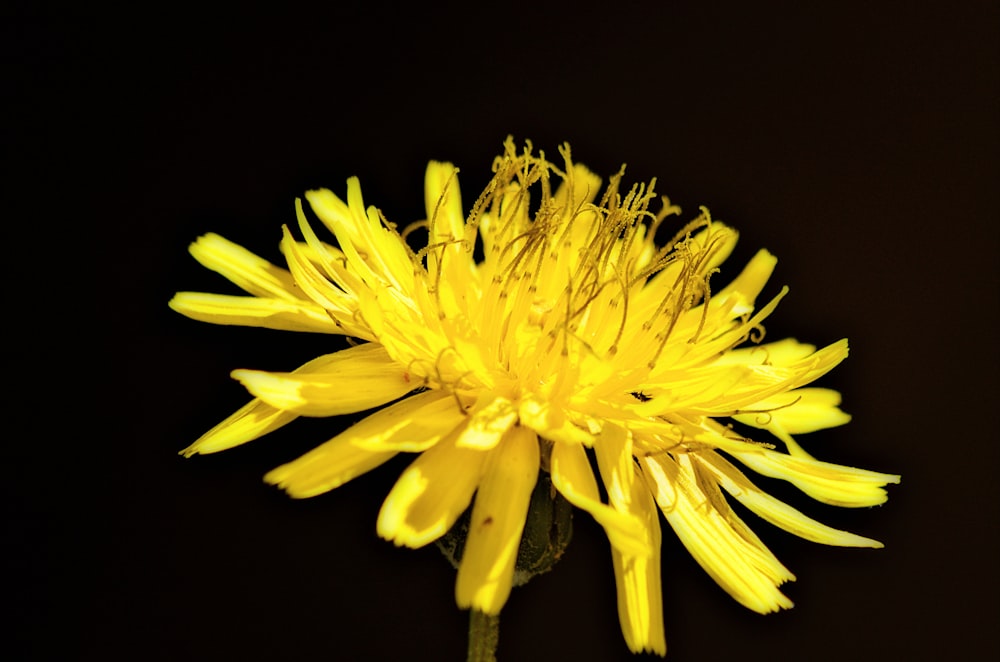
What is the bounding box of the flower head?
[171,138,899,655]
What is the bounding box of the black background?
[8,2,998,660]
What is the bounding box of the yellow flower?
[171,138,899,656]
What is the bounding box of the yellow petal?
[377,429,489,548]
[179,399,296,457]
[264,441,396,499]
[592,422,635,512]
[714,337,818,367]
[187,233,300,299]
[519,395,596,446]
[455,425,539,614]
[734,387,851,435]
[733,387,851,459]
[231,343,414,416]
[301,187,354,241]
[181,349,378,456]
[697,451,884,547]
[639,339,849,417]
[169,292,345,334]
[346,389,467,453]
[280,239,364,296]
[455,393,518,450]
[263,391,466,498]
[550,440,649,557]
[609,461,666,655]
[713,248,778,314]
[306,182,415,292]
[280,224,360,315]
[425,160,465,246]
[641,453,795,614]
[724,446,901,508]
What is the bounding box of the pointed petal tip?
[178,440,234,457]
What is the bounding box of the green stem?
[467,609,500,662]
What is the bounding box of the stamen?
[428,167,460,241]
[688,268,718,344]
[607,266,630,356]
[727,395,803,421]
[401,219,428,242]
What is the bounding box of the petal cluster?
[171,139,899,656]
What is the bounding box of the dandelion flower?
[171,138,899,656]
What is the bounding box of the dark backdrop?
[9,2,998,660]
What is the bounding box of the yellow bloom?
[171,138,899,656]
